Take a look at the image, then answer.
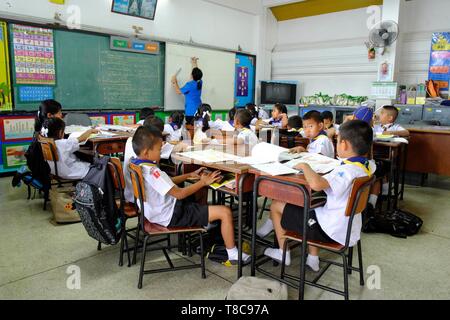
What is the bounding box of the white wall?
[0,0,259,54]
[271,0,450,97]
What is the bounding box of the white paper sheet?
[178,149,242,163]
[252,163,299,176]
[284,152,341,174]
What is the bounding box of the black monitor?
[261,81,297,105]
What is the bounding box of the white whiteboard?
[164,43,235,111]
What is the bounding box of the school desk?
[404,126,450,177]
[172,145,255,278]
[78,132,133,156]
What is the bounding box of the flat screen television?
[261,81,297,105]
[112,0,158,20]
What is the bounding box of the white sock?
[306,255,320,272]
[264,248,291,266]
[368,194,378,207]
[256,218,274,238]
[226,247,250,261]
[382,183,389,195]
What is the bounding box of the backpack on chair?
[74,156,122,245]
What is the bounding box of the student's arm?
[168,171,221,200]
[295,163,330,191]
[171,167,206,185]
[289,146,307,154]
[389,129,410,137]
[77,129,99,143]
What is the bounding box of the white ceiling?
[200,0,263,15]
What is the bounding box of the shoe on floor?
[264,248,291,266]
[228,253,252,266]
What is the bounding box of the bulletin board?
[234,54,256,107]
[428,32,450,96]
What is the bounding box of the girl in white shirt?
[34,100,63,137]
[164,111,184,142]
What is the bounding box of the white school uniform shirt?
[315,160,377,247]
[141,163,177,227]
[47,138,90,180]
[307,133,335,159]
[237,128,259,150]
[123,137,174,203]
[373,123,406,135]
[137,120,145,125]
[268,118,283,128]
[164,124,182,142]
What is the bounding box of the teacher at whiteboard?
[171,57,203,125]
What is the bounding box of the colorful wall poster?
[19,86,54,102]
[112,114,135,125]
[234,54,256,107]
[11,24,56,85]
[428,32,450,95]
[89,115,108,127]
[2,143,30,169]
[0,21,12,111]
[1,117,35,142]
[112,0,158,21]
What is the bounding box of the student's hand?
[189,167,206,179]
[255,119,264,130]
[289,146,306,154]
[78,129,99,142]
[294,162,311,171]
[200,170,222,186]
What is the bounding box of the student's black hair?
[339,120,373,156]
[228,107,237,121]
[140,107,155,120]
[132,125,163,157]
[288,115,303,130]
[46,117,66,140]
[143,116,164,132]
[235,109,252,128]
[274,103,288,114]
[192,68,203,90]
[245,103,258,119]
[383,105,399,121]
[303,110,323,123]
[194,103,212,133]
[321,111,334,121]
[170,111,185,128]
[34,99,62,132]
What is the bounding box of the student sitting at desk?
[46,118,98,180]
[289,111,335,159]
[137,107,155,125]
[192,104,221,144]
[287,115,304,136]
[164,111,185,142]
[124,116,185,203]
[219,109,259,150]
[131,126,251,265]
[34,99,63,137]
[322,111,340,140]
[268,103,288,128]
[264,120,376,271]
[373,105,410,137]
[246,103,269,126]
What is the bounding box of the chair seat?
[144,219,206,235]
[116,200,138,218]
[283,231,344,251]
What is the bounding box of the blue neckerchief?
[229,120,234,126]
[131,158,158,166]
[170,123,179,131]
[269,118,281,125]
[312,130,328,141]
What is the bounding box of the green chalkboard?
[12,28,165,110]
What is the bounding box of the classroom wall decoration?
[18,86,54,102]
[112,114,135,125]
[2,143,29,169]
[234,54,256,107]
[11,24,56,85]
[112,0,158,21]
[428,32,450,95]
[89,115,108,126]
[0,21,12,112]
[0,117,35,142]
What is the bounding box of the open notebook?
[284,153,341,174]
[237,142,302,165]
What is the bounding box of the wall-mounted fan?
[369,20,399,55]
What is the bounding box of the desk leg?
[400,144,408,201]
[237,173,248,279]
[393,148,400,210]
[251,179,258,277]
[387,147,395,212]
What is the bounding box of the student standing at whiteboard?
[171,57,203,125]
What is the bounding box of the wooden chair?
[280,176,375,300]
[128,163,207,289]
[279,134,310,150]
[38,136,80,210]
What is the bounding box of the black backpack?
[363,209,423,239]
[24,137,51,198]
[74,156,122,245]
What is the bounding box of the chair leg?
[258,197,268,220]
[347,247,353,275]
[298,242,307,300]
[125,232,131,267]
[119,225,126,267]
[281,239,289,280]
[27,185,31,200]
[97,241,102,251]
[133,223,141,265]
[199,232,206,279]
[188,234,193,257]
[342,253,349,300]
[138,235,149,289]
[357,241,365,286]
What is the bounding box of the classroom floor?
[0,176,449,300]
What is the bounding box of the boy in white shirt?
[219,109,259,152]
[46,118,98,180]
[131,126,251,265]
[264,120,376,271]
[290,111,335,158]
[137,107,155,125]
[322,111,340,140]
[373,105,410,137]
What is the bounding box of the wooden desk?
[404,126,450,177]
[80,132,132,156]
[172,146,255,278]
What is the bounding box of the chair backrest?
[110,157,125,189]
[344,176,374,217]
[65,113,92,126]
[128,162,146,221]
[38,136,60,177]
[280,135,309,149]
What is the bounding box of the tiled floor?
[0,176,449,300]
